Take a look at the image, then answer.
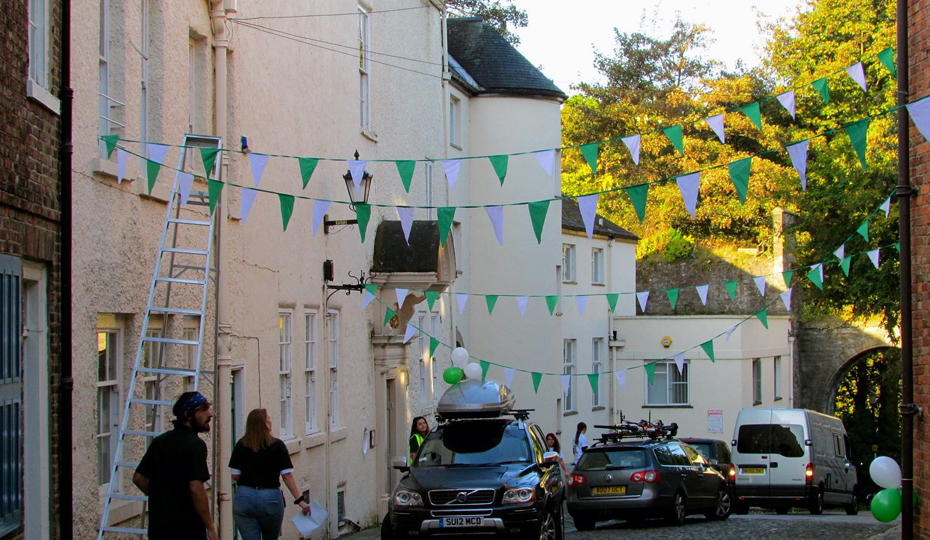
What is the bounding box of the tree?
[446,0,528,44]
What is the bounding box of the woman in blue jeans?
[230,409,310,539]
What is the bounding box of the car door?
[669,444,705,508]
[683,444,718,508]
[530,424,563,501]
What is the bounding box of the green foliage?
[446,0,528,44]
[639,228,695,262]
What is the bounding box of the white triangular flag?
[248,153,270,187]
[725,326,737,341]
[178,172,194,206]
[615,370,627,391]
[695,284,709,306]
[578,194,599,239]
[754,276,767,296]
[705,113,726,143]
[347,160,367,192]
[636,291,650,313]
[834,245,845,261]
[674,353,685,375]
[312,200,331,237]
[780,288,793,311]
[622,134,641,165]
[485,206,504,246]
[146,143,169,167]
[845,62,868,92]
[116,148,128,184]
[814,263,824,283]
[908,99,930,144]
[500,368,512,389]
[868,249,881,269]
[360,290,376,310]
[240,188,258,223]
[677,172,701,219]
[456,293,469,313]
[776,91,796,120]
[516,296,529,316]
[397,207,414,245]
[443,159,462,190]
[403,323,417,344]
[395,288,409,309]
[576,296,588,315]
[534,149,555,176]
[786,140,809,190]
[881,197,891,218]
[560,375,571,396]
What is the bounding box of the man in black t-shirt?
[133,391,218,540]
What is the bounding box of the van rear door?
[768,410,809,497]
[734,410,773,496]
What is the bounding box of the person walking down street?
[229,408,310,540]
[132,391,218,540]
[545,432,569,474]
[572,422,589,465]
[409,416,430,462]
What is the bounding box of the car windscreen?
[687,442,715,461]
[414,420,532,467]
[576,448,647,471]
[737,424,805,457]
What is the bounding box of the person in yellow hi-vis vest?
[408,416,429,462]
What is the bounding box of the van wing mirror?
[804,439,813,447]
[392,456,410,472]
[731,440,737,447]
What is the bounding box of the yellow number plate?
[592,486,626,495]
[742,467,765,474]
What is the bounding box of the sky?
[510,0,807,94]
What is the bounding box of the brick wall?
[0,0,62,538]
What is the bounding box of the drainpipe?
[58,0,73,537]
[210,1,233,538]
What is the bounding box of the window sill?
[91,157,119,179]
[752,401,763,406]
[361,129,379,142]
[283,437,302,455]
[562,280,577,285]
[642,405,693,409]
[774,396,783,402]
[330,426,348,442]
[591,282,605,287]
[304,430,326,450]
[136,176,172,203]
[562,410,578,417]
[592,406,605,412]
[450,142,462,151]
[27,79,61,115]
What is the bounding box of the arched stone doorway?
[825,346,900,415]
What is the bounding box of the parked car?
[730,408,859,515]
[382,379,565,539]
[678,437,735,484]
[566,430,731,530]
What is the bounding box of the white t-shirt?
[572,434,588,463]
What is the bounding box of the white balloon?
[451,347,470,369]
[870,456,902,489]
[463,363,483,381]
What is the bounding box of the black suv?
[382,380,565,539]
[677,438,735,484]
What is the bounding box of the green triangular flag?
[364,284,378,296]
[580,143,599,175]
[102,135,119,159]
[480,360,490,381]
[663,125,685,155]
[208,180,224,215]
[546,296,559,315]
[700,340,715,362]
[812,77,830,104]
[528,200,550,244]
[728,157,752,205]
[807,266,824,290]
[488,155,509,185]
[756,308,769,329]
[298,157,319,189]
[146,160,162,194]
[278,194,295,232]
[201,147,220,179]
[724,280,738,301]
[587,373,600,394]
[667,288,679,310]
[437,207,456,247]
[840,256,852,276]
[429,337,439,358]
[606,294,619,313]
[643,363,655,385]
[895,242,900,251]
[355,203,371,243]
[845,118,870,170]
[857,220,870,241]
[740,102,763,130]
[384,307,396,327]
[426,291,438,312]
[627,184,649,223]
[395,160,416,193]
[782,270,794,287]
[485,295,498,315]
[532,372,543,394]
[877,48,895,77]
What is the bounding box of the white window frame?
[28,0,48,88]
[140,0,149,160]
[449,95,461,148]
[305,310,318,434]
[328,310,340,427]
[563,339,576,412]
[188,39,196,135]
[591,248,604,285]
[96,326,121,489]
[562,244,576,283]
[358,6,371,131]
[645,360,690,406]
[417,314,428,407]
[279,311,293,439]
[752,358,762,405]
[592,338,603,407]
[773,356,782,400]
[0,256,23,535]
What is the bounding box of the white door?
[768,410,808,494]
[734,410,773,495]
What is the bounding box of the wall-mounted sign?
[661,336,673,348]
[707,410,724,434]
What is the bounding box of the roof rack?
[593,414,679,444]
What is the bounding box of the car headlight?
[393,490,424,507]
[502,488,536,504]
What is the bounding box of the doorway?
[385,379,396,494]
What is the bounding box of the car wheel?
[381,513,394,540]
[809,487,824,515]
[775,507,790,515]
[705,487,732,520]
[572,514,596,531]
[665,491,687,526]
[846,490,860,516]
[535,506,559,540]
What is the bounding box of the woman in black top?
[408,416,429,461]
[230,409,309,540]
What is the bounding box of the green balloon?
[443,367,464,385]
[896,488,919,509]
[871,488,902,523]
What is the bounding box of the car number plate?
[592,486,626,495]
[742,467,765,474]
[439,517,484,528]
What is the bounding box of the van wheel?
[665,492,687,526]
[775,507,790,515]
[846,490,859,516]
[809,487,824,515]
[705,487,732,520]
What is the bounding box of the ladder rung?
[168,218,211,226]
[102,526,148,535]
[109,494,148,502]
[162,247,209,256]
[123,430,160,438]
[154,277,205,285]
[173,264,215,273]
[117,461,140,468]
[149,306,202,316]
[138,367,197,377]
[130,398,174,406]
[142,336,200,346]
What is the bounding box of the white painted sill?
[27,79,60,115]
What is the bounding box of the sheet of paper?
[291,499,329,538]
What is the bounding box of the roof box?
[436,379,515,420]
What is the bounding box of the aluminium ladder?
[98,135,222,538]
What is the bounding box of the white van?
[730,408,858,515]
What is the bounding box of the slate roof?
[447,17,567,100]
[562,199,639,241]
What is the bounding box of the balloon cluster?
[442,348,482,385]
[870,456,917,523]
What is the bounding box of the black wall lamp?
[324,150,373,234]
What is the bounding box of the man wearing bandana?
[133,391,218,540]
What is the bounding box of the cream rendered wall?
[611,315,792,444]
